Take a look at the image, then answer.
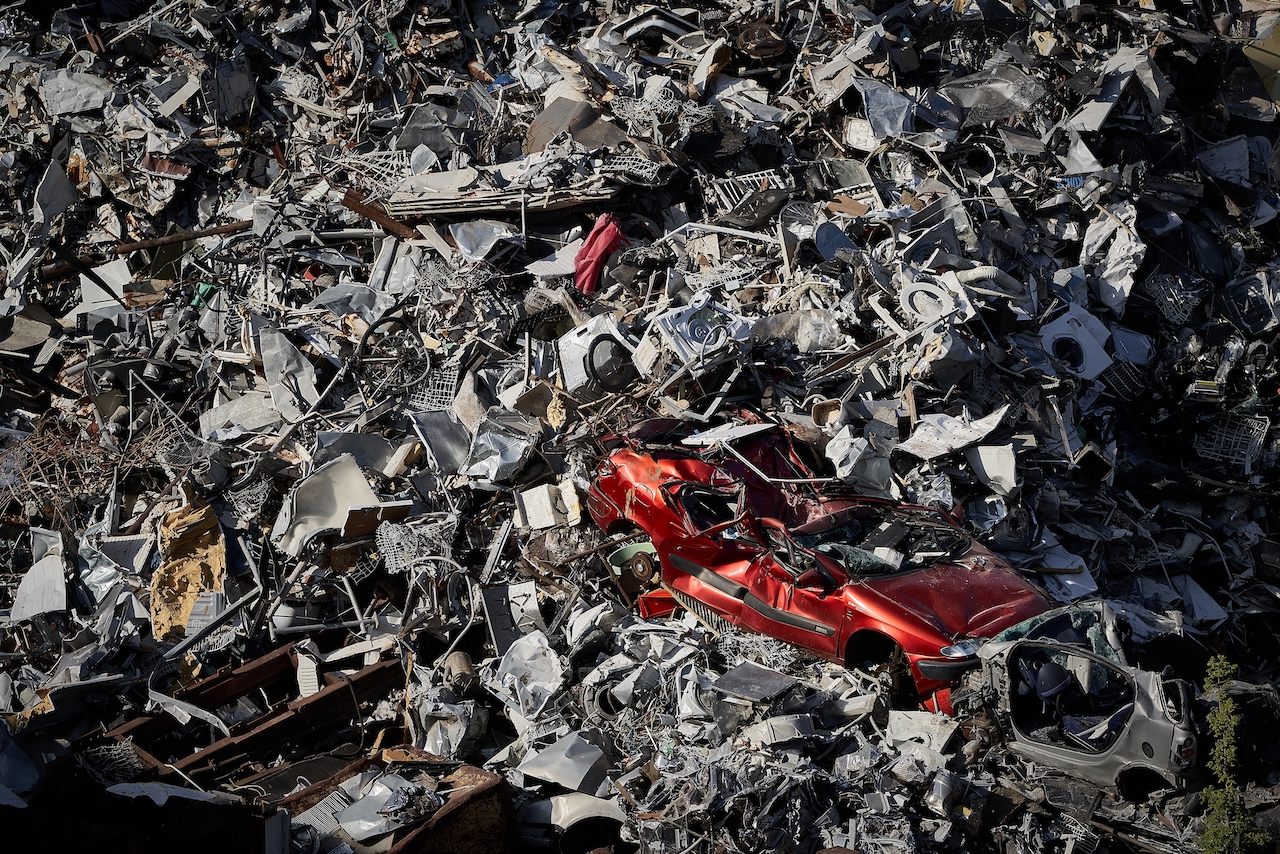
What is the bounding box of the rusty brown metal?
[112,220,254,255]
[101,643,297,745]
[166,658,403,778]
[277,746,515,854]
[340,189,420,240]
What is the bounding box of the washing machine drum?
[1040,314,1111,379]
[900,279,958,322]
[1050,334,1087,373]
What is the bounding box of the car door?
[735,521,842,657]
[780,567,846,659]
[660,483,761,625]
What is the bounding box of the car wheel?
[847,633,919,708]
[624,550,656,583]
[357,318,433,393]
[1117,767,1169,803]
[882,645,921,709]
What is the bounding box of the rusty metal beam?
[341,189,420,240]
[166,659,403,778]
[102,644,297,744]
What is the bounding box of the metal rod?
[114,220,253,254]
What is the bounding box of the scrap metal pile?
[2,0,1280,850]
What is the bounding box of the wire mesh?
[780,200,820,240]
[599,154,665,186]
[682,260,766,292]
[612,91,681,135]
[277,67,322,102]
[418,261,503,319]
[522,287,563,314]
[227,476,272,521]
[677,102,715,133]
[966,362,1002,411]
[377,523,426,574]
[192,621,239,653]
[376,515,457,572]
[700,169,789,216]
[619,243,675,270]
[1142,273,1206,325]
[77,740,146,786]
[138,386,221,475]
[321,148,410,202]
[714,625,817,672]
[345,550,381,584]
[1100,360,1147,401]
[1193,414,1270,472]
[613,93,714,143]
[330,540,381,583]
[1055,815,1101,854]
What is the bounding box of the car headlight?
[940,639,981,658]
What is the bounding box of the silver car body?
[978,638,1198,792]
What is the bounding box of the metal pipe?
[431,578,481,673]
[272,620,369,635]
[114,220,253,254]
[652,222,780,247]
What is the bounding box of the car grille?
[665,586,733,634]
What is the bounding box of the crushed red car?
[588,420,1054,704]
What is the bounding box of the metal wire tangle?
[376,516,458,572]
[320,148,410,202]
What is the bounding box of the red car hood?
[863,561,1049,639]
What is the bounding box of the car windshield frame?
[665,481,747,537]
